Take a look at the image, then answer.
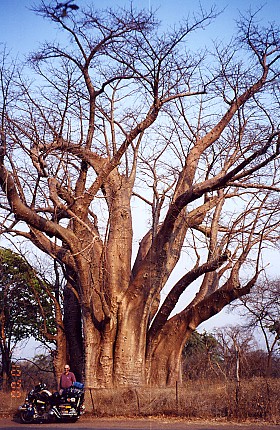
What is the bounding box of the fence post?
[88,388,95,413]
[176,381,179,414]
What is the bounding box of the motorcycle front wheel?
[70,417,79,423]
[20,409,34,423]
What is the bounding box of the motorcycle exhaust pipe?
[48,407,60,419]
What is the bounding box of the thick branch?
[148,252,229,340]
[0,165,77,245]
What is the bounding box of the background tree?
[182,331,222,380]
[0,248,59,390]
[0,2,279,388]
[214,326,258,380]
[232,277,280,377]
[0,248,50,388]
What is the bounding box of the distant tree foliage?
[182,331,223,379]
[182,328,280,381]
[14,354,56,390]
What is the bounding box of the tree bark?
[63,284,84,383]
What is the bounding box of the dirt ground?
[0,416,279,429]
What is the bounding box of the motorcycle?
[18,381,85,423]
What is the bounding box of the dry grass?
[1,378,279,423]
[86,378,280,423]
[0,392,23,418]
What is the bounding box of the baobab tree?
[0,2,279,388]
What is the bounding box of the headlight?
[67,397,76,402]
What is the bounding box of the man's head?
[64,365,70,374]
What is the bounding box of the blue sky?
[0,0,279,59]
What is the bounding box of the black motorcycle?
[18,381,85,423]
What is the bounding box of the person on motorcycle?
[59,364,76,394]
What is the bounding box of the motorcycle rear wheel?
[20,410,34,423]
